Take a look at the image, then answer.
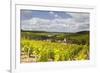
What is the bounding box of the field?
[20,31,89,63]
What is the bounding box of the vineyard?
[20,31,89,63]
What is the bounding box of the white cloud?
[65,12,89,32]
[54,14,59,18]
[49,11,54,15]
[21,18,69,32]
[49,11,61,18]
[67,12,89,22]
[67,12,89,18]
[21,12,89,32]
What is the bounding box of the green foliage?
[21,39,89,62]
[21,31,89,45]
[21,31,89,62]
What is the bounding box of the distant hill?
[21,30,68,33]
[76,31,89,34]
[21,30,89,34]
[21,30,47,33]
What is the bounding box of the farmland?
[20,31,89,63]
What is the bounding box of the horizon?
[21,29,89,33]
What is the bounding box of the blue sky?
[20,9,89,32]
[21,10,72,20]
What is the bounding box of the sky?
[20,9,89,33]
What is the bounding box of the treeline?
[21,31,89,45]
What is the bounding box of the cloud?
[67,12,89,22]
[49,11,61,18]
[21,18,69,32]
[21,12,89,33]
[65,12,89,32]
[21,18,50,30]
[49,11,54,15]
